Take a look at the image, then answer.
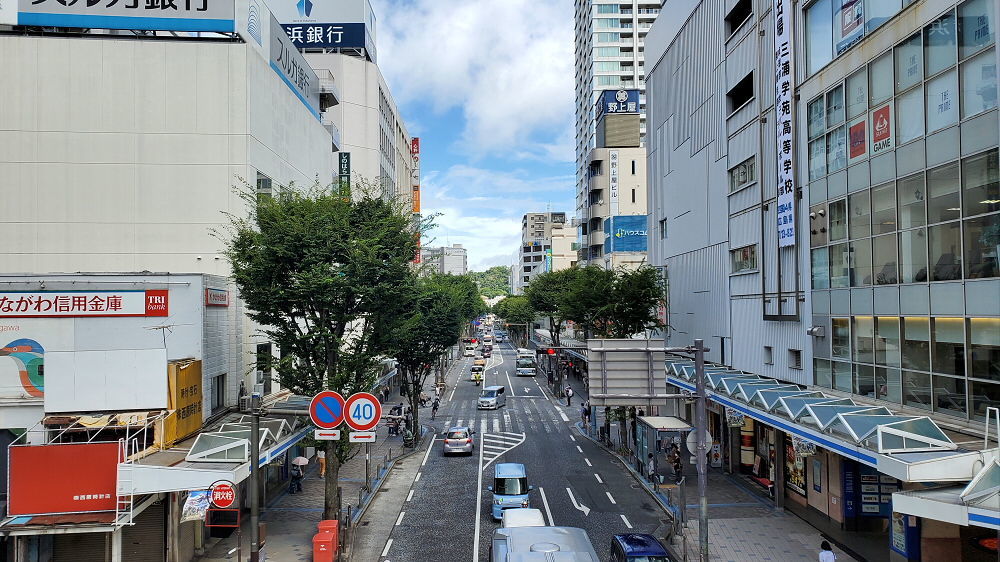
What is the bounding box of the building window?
[212,373,226,412]
[659,218,668,239]
[764,346,774,365]
[522,276,530,282]
[789,349,802,370]
[832,318,851,360]
[853,316,875,364]
[726,72,754,113]
[901,317,931,372]
[725,0,752,37]
[815,358,832,388]
[729,245,757,273]
[631,160,637,175]
[959,0,997,59]
[805,0,915,76]
[969,317,1000,381]
[932,317,966,376]
[523,266,531,272]
[728,157,756,192]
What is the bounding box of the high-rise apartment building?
[574,0,661,262]
[421,244,468,276]
[512,213,576,295]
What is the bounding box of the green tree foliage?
[492,295,535,347]
[560,266,615,339]
[387,274,484,436]
[525,268,577,348]
[469,265,512,298]
[554,265,665,339]
[221,179,416,519]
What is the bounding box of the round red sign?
[210,480,237,508]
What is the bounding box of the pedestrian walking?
[819,541,836,562]
[317,448,326,478]
[289,464,304,494]
[673,455,683,484]
[565,385,574,406]
[647,453,656,483]
[431,397,440,420]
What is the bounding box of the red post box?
[317,520,339,558]
[313,531,335,562]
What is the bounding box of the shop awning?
[893,461,1000,529]
[638,416,692,431]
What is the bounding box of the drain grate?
[631,483,640,489]
[361,521,371,526]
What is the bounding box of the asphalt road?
[379,340,669,561]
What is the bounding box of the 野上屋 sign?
[609,150,620,216]
[8,442,122,516]
[773,0,796,248]
[205,288,230,307]
[15,0,235,32]
[0,290,168,318]
[595,89,640,118]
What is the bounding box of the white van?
[500,508,546,528]
[477,385,506,409]
[464,344,476,357]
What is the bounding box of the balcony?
[315,69,341,112]
[323,118,342,151]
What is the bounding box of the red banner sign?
[8,442,122,516]
[205,288,230,307]
[0,290,168,318]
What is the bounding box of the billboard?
[604,215,649,253]
[0,290,168,318]
[158,360,204,447]
[773,0,796,248]
[45,348,168,413]
[8,442,122,516]
[266,0,377,58]
[595,89,640,118]
[269,16,320,119]
[14,0,235,32]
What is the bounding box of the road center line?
[606,491,617,505]
[381,538,393,557]
[472,416,486,562]
[569,434,576,442]
[594,473,603,484]
[576,445,583,453]
[395,511,405,525]
[585,458,592,467]
[538,486,555,526]
[620,514,633,529]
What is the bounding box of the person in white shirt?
[819,540,836,562]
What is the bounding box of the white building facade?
[512,213,576,295]
[421,244,469,276]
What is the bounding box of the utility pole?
[693,339,709,562]
[249,390,262,562]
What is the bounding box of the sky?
[371,0,577,271]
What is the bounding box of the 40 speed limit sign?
[344,392,381,432]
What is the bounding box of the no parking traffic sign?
[309,390,346,430]
[344,392,382,431]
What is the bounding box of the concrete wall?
[0,36,333,275]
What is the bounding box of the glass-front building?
[802,0,999,422]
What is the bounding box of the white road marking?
[576,445,583,453]
[480,418,488,435]
[504,370,515,397]
[538,486,555,526]
[585,458,592,467]
[381,538,393,557]
[473,420,486,562]
[569,434,576,442]
[594,473,603,484]
[406,489,414,502]
[395,511,405,525]
[558,409,570,422]
[483,444,508,451]
[606,491,617,505]
[449,383,457,401]
[457,419,464,427]
[421,439,434,466]
[620,514,633,529]
[566,487,591,516]
[493,419,501,432]
[415,472,421,482]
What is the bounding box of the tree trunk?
[323,441,341,521]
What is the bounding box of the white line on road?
[569,434,576,442]
[594,473,603,484]
[449,382,457,401]
[606,491,617,505]
[558,409,570,422]
[473,416,486,562]
[415,472,421,482]
[566,487,591,516]
[576,445,583,453]
[620,514,633,529]
[585,458,592,467]
[406,489,414,502]
[493,419,501,432]
[395,511,405,525]
[538,486,554,526]
[381,538,393,557]
[421,440,434,466]
[505,370,515,396]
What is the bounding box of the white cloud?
[373,0,574,160]
[419,165,574,270]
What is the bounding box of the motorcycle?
[474,372,482,386]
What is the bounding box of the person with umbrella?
[290,456,308,493]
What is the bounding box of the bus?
[515,349,536,377]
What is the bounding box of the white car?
[501,508,546,528]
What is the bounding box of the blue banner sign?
[16,0,235,31]
[603,215,648,254]
[596,89,640,118]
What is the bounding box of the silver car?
[442,426,475,455]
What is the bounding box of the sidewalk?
[560,374,857,562]
[195,417,428,561]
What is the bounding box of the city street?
[377,342,670,561]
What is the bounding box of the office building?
[574,0,661,264]
[513,212,576,295]
[646,0,998,559]
[422,244,469,276]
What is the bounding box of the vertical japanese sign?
[609,150,620,216]
[411,138,421,263]
[269,16,320,120]
[338,153,351,197]
[773,0,796,248]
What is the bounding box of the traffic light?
[472,338,478,344]
[546,348,556,355]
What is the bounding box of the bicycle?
[431,404,439,420]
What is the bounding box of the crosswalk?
[439,397,569,437]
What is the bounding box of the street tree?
[560,266,615,339]
[604,265,665,338]
[525,268,580,390]
[493,295,534,347]
[388,274,483,438]
[221,179,417,520]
